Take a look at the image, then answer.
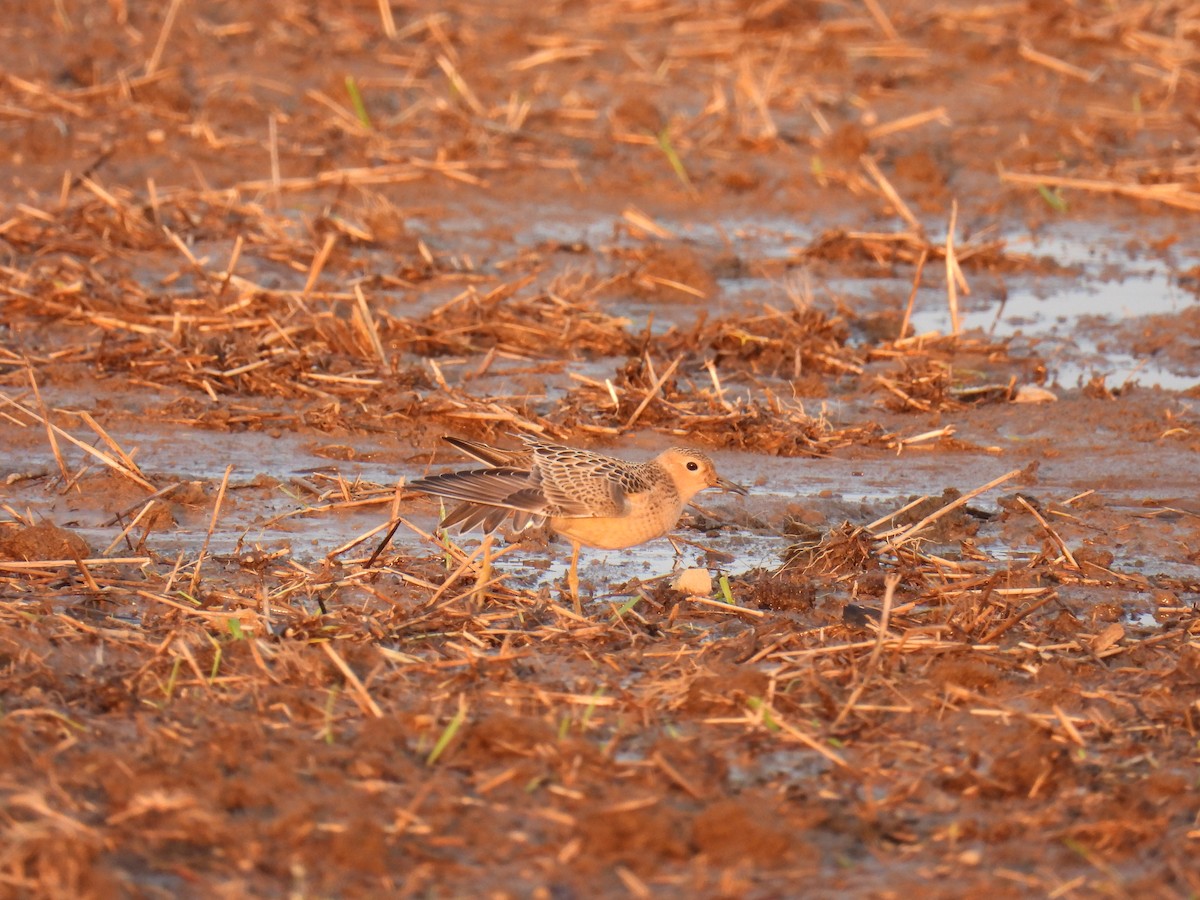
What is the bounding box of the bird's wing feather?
[442,436,531,468]
[409,468,549,514]
[438,501,477,532]
[440,502,494,534]
[532,453,630,518]
[510,509,545,532]
[437,501,546,535]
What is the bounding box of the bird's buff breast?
[549,503,682,550]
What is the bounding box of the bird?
[408,434,747,611]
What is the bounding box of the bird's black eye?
[686,461,699,471]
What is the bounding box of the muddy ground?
[2,1,1200,897]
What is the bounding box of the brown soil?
[2,1,1199,898]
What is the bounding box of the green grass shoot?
[1036,183,1067,212]
[718,574,735,604]
[163,655,183,701]
[656,128,696,194]
[611,595,640,620]
[427,697,467,765]
[345,76,372,130]
[746,696,781,732]
[579,686,606,730]
[209,643,223,682]
[437,499,454,569]
[321,688,339,744]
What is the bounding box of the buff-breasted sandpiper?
[409,434,747,611]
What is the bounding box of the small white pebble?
[672,567,712,596]
[1013,384,1057,403]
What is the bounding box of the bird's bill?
[714,475,749,496]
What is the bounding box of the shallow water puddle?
[498,205,1200,391]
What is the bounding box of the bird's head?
[656,448,748,503]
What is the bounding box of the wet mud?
[2,1,1199,897]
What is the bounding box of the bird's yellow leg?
[666,534,684,569]
[569,541,582,616]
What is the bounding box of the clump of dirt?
[0,522,90,561]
